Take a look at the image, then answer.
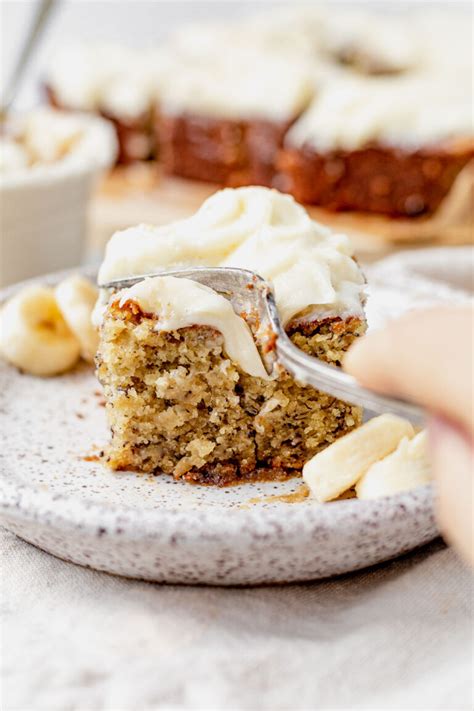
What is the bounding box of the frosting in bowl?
[0,107,117,178]
[0,140,29,173]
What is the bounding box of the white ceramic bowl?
[0,110,117,287]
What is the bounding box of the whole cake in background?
[43,5,473,217]
[95,187,366,485]
[280,74,473,216]
[156,49,314,188]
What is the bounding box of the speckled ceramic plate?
[0,267,441,585]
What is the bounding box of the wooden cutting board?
[87,163,473,264]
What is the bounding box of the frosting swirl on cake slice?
[98,187,365,326]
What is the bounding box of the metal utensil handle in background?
[1,0,58,117]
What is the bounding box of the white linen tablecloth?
[2,247,473,710]
[2,528,473,710]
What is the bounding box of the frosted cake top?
[98,186,365,326]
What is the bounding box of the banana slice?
[303,414,415,502]
[356,430,430,499]
[55,275,99,363]
[0,285,80,376]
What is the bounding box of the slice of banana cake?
[95,187,366,485]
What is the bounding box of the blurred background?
[3,1,254,109]
[3,0,468,111]
[1,0,472,285]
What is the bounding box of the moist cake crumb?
[97,302,365,485]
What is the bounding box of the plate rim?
[0,463,435,537]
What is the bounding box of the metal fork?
[1,0,58,120]
[100,267,425,425]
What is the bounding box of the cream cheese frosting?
[0,139,29,173]
[171,6,418,75]
[286,75,473,152]
[159,49,314,121]
[0,108,117,176]
[47,44,126,112]
[117,276,270,379]
[46,45,164,119]
[99,186,365,329]
[170,8,322,61]
[320,9,420,74]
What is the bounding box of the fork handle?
[276,331,425,425]
[1,0,57,117]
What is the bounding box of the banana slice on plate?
[55,275,99,363]
[0,285,81,376]
[303,414,415,502]
[356,430,431,499]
